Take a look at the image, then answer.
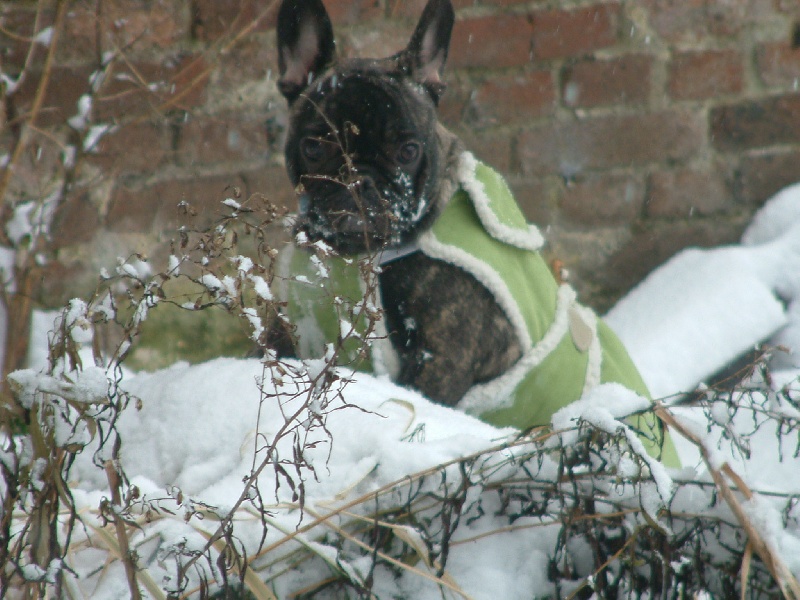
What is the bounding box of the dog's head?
[277,0,455,255]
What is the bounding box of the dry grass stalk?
[0,0,68,385]
[104,460,141,600]
[656,403,800,599]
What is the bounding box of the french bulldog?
[274,0,522,407]
[272,0,676,465]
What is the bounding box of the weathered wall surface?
[3,0,800,312]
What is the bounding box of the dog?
[272,0,677,465]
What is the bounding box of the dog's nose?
[333,213,367,233]
[348,163,380,181]
[341,172,379,199]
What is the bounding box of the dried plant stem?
[133,1,280,124]
[302,505,475,600]
[252,430,551,560]
[655,403,800,599]
[0,0,67,219]
[105,461,142,600]
[0,0,68,396]
[564,531,640,600]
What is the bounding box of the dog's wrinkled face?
[285,69,441,254]
[277,0,455,254]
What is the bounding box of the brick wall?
[3,0,800,313]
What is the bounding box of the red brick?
[191,0,276,42]
[700,1,752,37]
[560,173,645,226]
[519,110,705,176]
[531,3,620,60]
[486,0,540,6]
[449,14,534,69]
[1,131,63,204]
[646,167,730,218]
[106,165,296,236]
[0,6,54,72]
[51,191,101,248]
[2,2,190,68]
[215,36,279,87]
[324,0,383,24]
[603,220,745,296]
[389,0,429,18]
[638,0,705,44]
[454,129,512,173]
[107,178,166,233]
[735,149,800,206]
[11,64,93,127]
[668,50,743,101]
[88,120,173,173]
[561,55,652,108]
[436,76,472,125]
[107,172,249,233]
[710,94,800,151]
[510,176,559,227]
[441,0,536,6]
[470,70,555,125]
[238,165,298,210]
[176,114,268,166]
[756,41,800,89]
[94,54,210,120]
[642,0,751,43]
[391,0,480,18]
[37,261,89,308]
[65,0,189,58]
[775,0,800,14]
[341,23,410,59]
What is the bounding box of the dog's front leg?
[379,254,522,406]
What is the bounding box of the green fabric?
[430,163,678,467]
[283,248,371,370]
[281,160,680,467]
[474,162,530,232]
[430,188,558,340]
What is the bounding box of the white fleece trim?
[457,284,576,414]
[418,230,534,350]
[378,240,420,266]
[365,262,402,380]
[456,152,545,252]
[572,304,603,397]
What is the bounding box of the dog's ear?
[404,0,455,102]
[277,0,336,103]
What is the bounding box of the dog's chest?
[378,252,522,404]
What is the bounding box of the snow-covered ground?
[9,184,800,598]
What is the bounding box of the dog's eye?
[396,142,421,166]
[300,137,326,163]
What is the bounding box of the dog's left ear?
[404,0,455,102]
[277,0,336,104]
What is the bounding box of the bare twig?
[104,460,142,600]
[656,403,800,599]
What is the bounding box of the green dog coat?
[279,152,679,467]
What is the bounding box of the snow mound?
[607,183,800,398]
[73,358,511,502]
[742,183,800,246]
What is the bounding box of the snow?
[33,26,53,47]
[7,183,800,597]
[250,274,273,300]
[606,192,800,400]
[83,123,113,152]
[67,94,93,131]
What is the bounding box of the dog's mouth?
[295,203,396,254]
[296,171,430,254]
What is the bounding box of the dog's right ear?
[404,0,455,102]
[277,0,336,103]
